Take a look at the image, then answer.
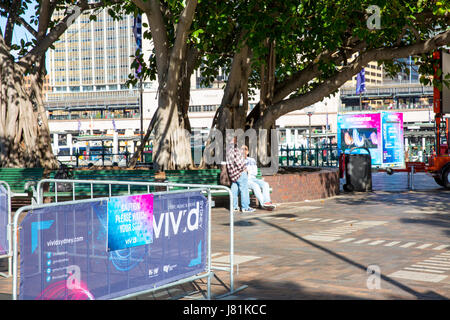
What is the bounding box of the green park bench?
[165,169,222,194]
[0,168,45,209]
[42,169,158,199]
[41,168,271,207]
[164,168,268,197]
[0,168,45,197]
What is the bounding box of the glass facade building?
[45,9,141,121]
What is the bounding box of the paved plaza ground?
[1,171,449,300]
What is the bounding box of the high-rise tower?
[45,9,140,124]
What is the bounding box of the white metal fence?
[29,178,246,299]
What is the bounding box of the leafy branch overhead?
[133,0,449,108]
[121,0,450,169]
[1,0,448,169]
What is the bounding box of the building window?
[202,105,218,112]
[189,105,202,112]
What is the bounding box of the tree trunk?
[201,43,252,167]
[128,47,198,169]
[30,60,59,169]
[151,78,193,171]
[128,0,198,170]
[151,104,193,171]
[0,42,57,168]
[128,79,194,171]
[248,39,277,166]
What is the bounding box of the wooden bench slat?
[41,168,270,201]
[0,168,44,193]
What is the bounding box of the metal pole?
[359,93,362,111]
[207,189,212,300]
[12,207,21,299]
[139,78,144,159]
[286,145,290,166]
[102,140,105,166]
[308,114,312,150]
[7,183,12,277]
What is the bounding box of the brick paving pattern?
[1,171,449,300]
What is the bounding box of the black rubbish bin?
[343,147,372,192]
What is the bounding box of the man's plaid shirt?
[226,145,246,182]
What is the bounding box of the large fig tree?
[128,0,450,170]
[0,0,109,168]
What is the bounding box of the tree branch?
[3,0,22,46]
[0,1,39,40]
[37,0,51,39]
[273,39,366,103]
[14,15,39,39]
[169,0,198,74]
[261,29,450,127]
[134,0,170,84]
[272,7,448,105]
[246,38,365,127]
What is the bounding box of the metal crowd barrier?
[0,181,12,278]
[12,188,212,300]
[32,178,247,299]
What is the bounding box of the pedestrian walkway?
[1,171,449,300]
[370,171,440,192]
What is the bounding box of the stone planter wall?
[262,168,340,203]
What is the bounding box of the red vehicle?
[396,50,450,189]
[427,50,450,188]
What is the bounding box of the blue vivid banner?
[356,68,366,94]
[133,15,143,78]
[19,191,208,300]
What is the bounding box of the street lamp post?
[325,102,328,144]
[307,111,313,149]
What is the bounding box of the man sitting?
[242,145,276,210]
[226,137,256,213]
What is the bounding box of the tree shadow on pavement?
[334,185,450,237]
[234,279,446,300]
[399,214,450,237]
[0,293,11,300]
[235,279,370,300]
[254,217,448,300]
[335,188,450,208]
